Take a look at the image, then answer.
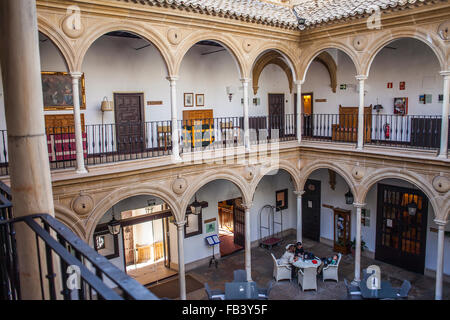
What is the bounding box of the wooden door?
[375,184,428,274]
[114,93,145,153]
[163,217,171,269]
[302,179,321,242]
[268,94,285,138]
[121,211,135,267]
[181,109,214,148]
[233,198,245,247]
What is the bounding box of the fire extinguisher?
[383,123,390,139]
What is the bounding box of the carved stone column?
[243,202,252,281]
[434,219,447,300]
[356,75,367,150]
[439,71,450,158]
[0,0,55,299]
[241,78,250,150]
[167,76,181,161]
[70,72,87,173]
[294,190,305,242]
[175,220,186,300]
[295,80,304,143]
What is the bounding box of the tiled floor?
[187,235,449,300]
[128,261,177,286]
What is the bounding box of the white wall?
[302,39,443,115]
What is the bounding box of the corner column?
[434,219,447,300]
[356,75,367,150]
[175,220,186,300]
[70,72,87,173]
[439,71,450,158]
[353,203,365,283]
[0,0,55,299]
[294,191,305,242]
[167,76,181,161]
[243,202,252,281]
[241,78,251,150]
[295,81,304,143]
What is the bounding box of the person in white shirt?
[279,244,296,265]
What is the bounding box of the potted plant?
[350,238,367,256]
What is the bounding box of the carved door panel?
[268,94,285,138]
[114,93,145,153]
[121,211,135,267]
[233,198,245,247]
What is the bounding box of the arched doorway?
[94,194,177,285]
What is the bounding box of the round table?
[292,257,322,269]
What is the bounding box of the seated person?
[294,242,305,258]
[317,254,339,275]
[279,244,296,265]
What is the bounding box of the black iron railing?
[0,182,158,300]
[0,113,446,176]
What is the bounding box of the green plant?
[350,238,368,252]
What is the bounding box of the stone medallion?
[61,6,84,39]
[352,165,365,181]
[242,39,254,53]
[243,166,257,181]
[167,28,182,45]
[432,175,449,193]
[438,21,450,41]
[172,177,187,195]
[353,36,367,51]
[71,192,94,216]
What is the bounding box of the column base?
[351,279,360,286]
[437,153,448,159]
[171,154,183,163]
[76,167,88,174]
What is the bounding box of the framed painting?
[93,229,119,260]
[41,72,86,110]
[393,97,408,116]
[185,212,203,238]
[184,93,194,107]
[196,94,205,107]
[275,189,288,212]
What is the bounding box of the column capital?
[174,220,186,228]
[295,79,305,86]
[434,219,448,227]
[355,75,368,81]
[166,75,179,82]
[240,78,251,84]
[294,190,305,197]
[353,203,366,208]
[439,70,450,78]
[70,71,83,79]
[242,202,252,211]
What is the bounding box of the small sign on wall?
[340,84,347,90]
[147,101,163,106]
[387,82,393,89]
[399,81,406,90]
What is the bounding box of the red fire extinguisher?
[383,123,390,139]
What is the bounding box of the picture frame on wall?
[184,93,194,107]
[394,97,408,116]
[41,71,86,111]
[93,228,119,260]
[275,189,288,212]
[195,94,205,107]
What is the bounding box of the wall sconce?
[373,98,383,114]
[344,188,354,205]
[407,201,418,216]
[101,96,113,112]
[226,86,236,102]
[107,206,121,235]
[189,194,202,216]
[253,98,260,106]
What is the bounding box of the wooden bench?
[332,105,372,143]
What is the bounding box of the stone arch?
[299,41,361,82]
[249,44,300,82]
[252,51,293,95]
[173,31,247,78]
[85,184,181,243]
[75,21,174,74]
[54,203,87,240]
[315,52,338,93]
[362,29,447,76]
[37,17,75,72]
[250,161,301,199]
[299,160,358,202]
[180,171,251,221]
[359,168,443,221]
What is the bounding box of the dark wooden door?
[268,94,285,138]
[163,217,171,269]
[302,179,321,242]
[375,184,428,274]
[121,211,135,267]
[114,93,145,153]
[233,198,245,247]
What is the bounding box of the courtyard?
[185,236,450,300]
